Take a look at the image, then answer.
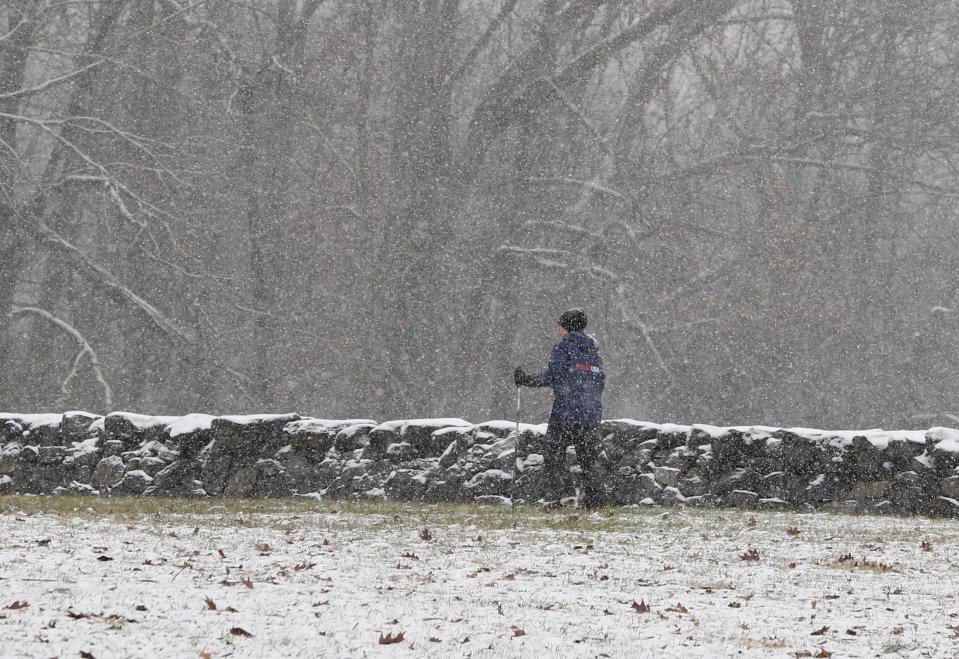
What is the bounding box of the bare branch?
[9,305,113,409]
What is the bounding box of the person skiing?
[514,308,606,508]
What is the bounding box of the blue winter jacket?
[524,331,605,426]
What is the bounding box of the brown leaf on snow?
[811,625,829,636]
[920,541,932,552]
[728,601,742,608]
[229,627,253,637]
[429,637,441,643]
[747,516,757,527]
[96,555,114,562]
[67,610,90,619]
[665,604,688,614]
[740,549,760,561]
[378,631,405,645]
[36,539,51,546]
[793,652,812,658]
[5,601,28,610]
[294,562,316,572]
[255,543,271,554]
[787,527,801,536]
[80,651,96,659]
[814,650,832,658]
[204,596,217,611]
[218,549,226,559]
[135,605,147,612]
[631,600,650,613]
[419,527,432,541]
[241,577,253,589]
[891,626,904,635]
[199,652,213,659]
[511,626,526,637]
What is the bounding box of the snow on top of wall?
[0,413,63,428]
[929,427,959,453]
[372,418,472,434]
[166,414,217,437]
[217,413,300,425]
[284,419,377,435]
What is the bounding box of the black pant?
[543,423,604,507]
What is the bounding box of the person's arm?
[522,344,569,388]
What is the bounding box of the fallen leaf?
[787,527,801,536]
[255,543,271,554]
[193,526,200,535]
[747,516,757,527]
[429,637,441,643]
[665,603,688,614]
[419,528,432,541]
[5,601,28,610]
[36,539,51,546]
[512,626,526,637]
[241,577,253,589]
[80,651,95,659]
[96,555,114,562]
[740,549,760,561]
[135,605,147,612]
[788,562,798,568]
[461,636,470,644]
[728,601,742,608]
[294,562,316,572]
[199,652,212,659]
[218,549,226,559]
[204,596,217,611]
[811,625,829,636]
[815,650,832,658]
[920,541,932,552]
[504,573,515,581]
[229,627,253,637]
[631,600,650,613]
[67,610,90,619]
[378,631,405,645]
[891,626,904,635]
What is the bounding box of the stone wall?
[2,412,959,516]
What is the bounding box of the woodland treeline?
[2,0,958,427]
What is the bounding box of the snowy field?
[1,499,958,658]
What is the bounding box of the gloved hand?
[514,367,528,387]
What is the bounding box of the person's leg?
[542,423,568,505]
[572,426,603,508]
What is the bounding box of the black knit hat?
[558,308,587,332]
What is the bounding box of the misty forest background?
[2,0,958,428]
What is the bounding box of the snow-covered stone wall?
[2,412,959,516]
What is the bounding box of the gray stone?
[38,446,67,465]
[101,440,124,457]
[334,424,374,453]
[154,459,202,494]
[724,489,758,507]
[383,469,429,500]
[59,412,101,444]
[0,443,21,473]
[92,455,125,487]
[464,469,512,498]
[385,442,418,463]
[652,465,681,487]
[116,469,153,495]
[0,420,23,443]
[941,475,959,499]
[661,486,686,506]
